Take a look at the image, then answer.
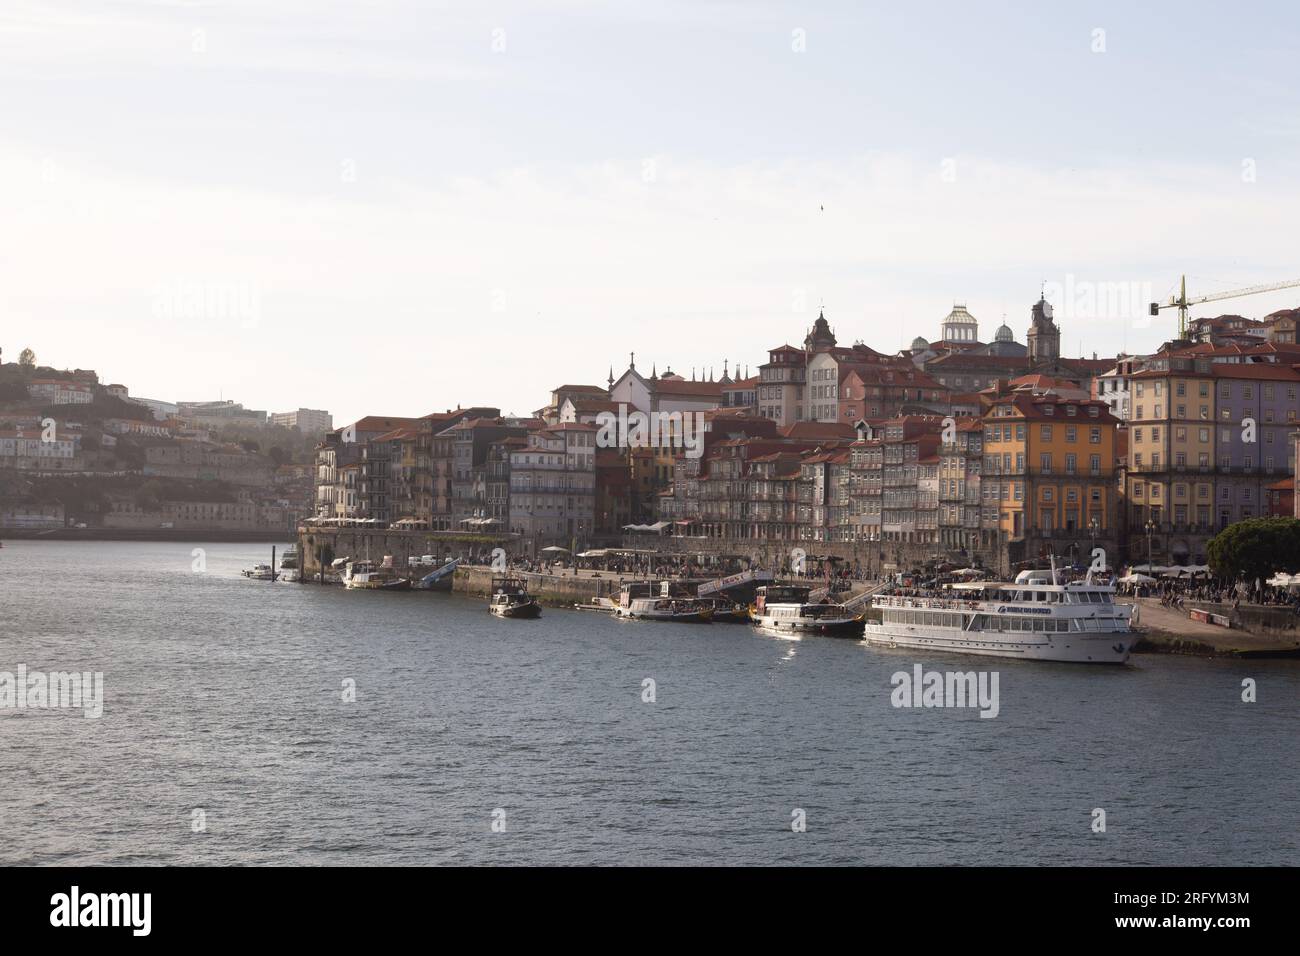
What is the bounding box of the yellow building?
[982,393,1119,566]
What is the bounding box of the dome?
[911,336,930,351]
[995,322,1014,343]
[943,304,978,326]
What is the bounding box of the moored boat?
[279,544,300,583]
[343,557,412,591]
[862,564,1135,663]
[750,584,863,636]
[573,596,618,612]
[696,596,750,623]
[489,575,542,618]
[615,581,713,622]
[241,562,279,582]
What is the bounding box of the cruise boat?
[863,565,1135,663]
[750,585,864,636]
[616,581,714,622]
[489,576,542,618]
[343,557,412,591]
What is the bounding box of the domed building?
[939,303,980,344]
[975,318,1027,357]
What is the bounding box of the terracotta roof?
[349,416,422,433]
[1211,363,1300,380]
[778,421,857,440]
[652,379,724,397]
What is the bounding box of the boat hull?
[616,608,713,623]
[863,623,1134,663]
[752,615,863,636]
[491,601,542,619]
[345,578,411,590]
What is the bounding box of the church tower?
[803,310,837,354]
[1027,295,1060,364]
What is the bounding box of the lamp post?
[1144,518,1156,570]
[1088,516,1100,571]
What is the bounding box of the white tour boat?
[749,584,864,636]
[863,565,1135,663]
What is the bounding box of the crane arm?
[1154,277,1300,310]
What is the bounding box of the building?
[0,429,80,470]
[1126,349,1300,564]
[608,357,725,416]
[757,345,807,424]
[270,408,333,433]
[26,379,94,405]
[177,400,268,428]
[129,397,179,421]
[314,414,423,520]
[1027,295,1061,363]
[509,422,597,552]
[983,392,1120,573]
[937,418,985,556]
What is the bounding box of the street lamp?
[1144,518,1156,569]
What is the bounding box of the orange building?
[982,393,1120,570]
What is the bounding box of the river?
[1,541,1296,865]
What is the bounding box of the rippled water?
[1,540,1296,865]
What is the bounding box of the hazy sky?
[5,1,1300,425]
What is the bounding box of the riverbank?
[0,527,293,543]
[1132,597,1300,658]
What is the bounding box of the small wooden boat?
[697,597,749,623]
[489,576,542,618]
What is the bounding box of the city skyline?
[6,1,1300,425]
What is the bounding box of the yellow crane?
[1149,274,1300,339]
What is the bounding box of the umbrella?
[1119,573,1156,584]
[540,546,570,554]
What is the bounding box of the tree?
[1207,517,1300,582]
[18,348,35,370]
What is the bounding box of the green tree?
[1207,517,1300,582]
[18,348,35,370]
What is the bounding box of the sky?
[4,0,1300,426]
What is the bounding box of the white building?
[26,379,94,405]
[271,408,333,433]
[1096,365,1132,421]
[0,430,79,468]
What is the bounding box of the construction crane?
[1150,274,1300,339]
